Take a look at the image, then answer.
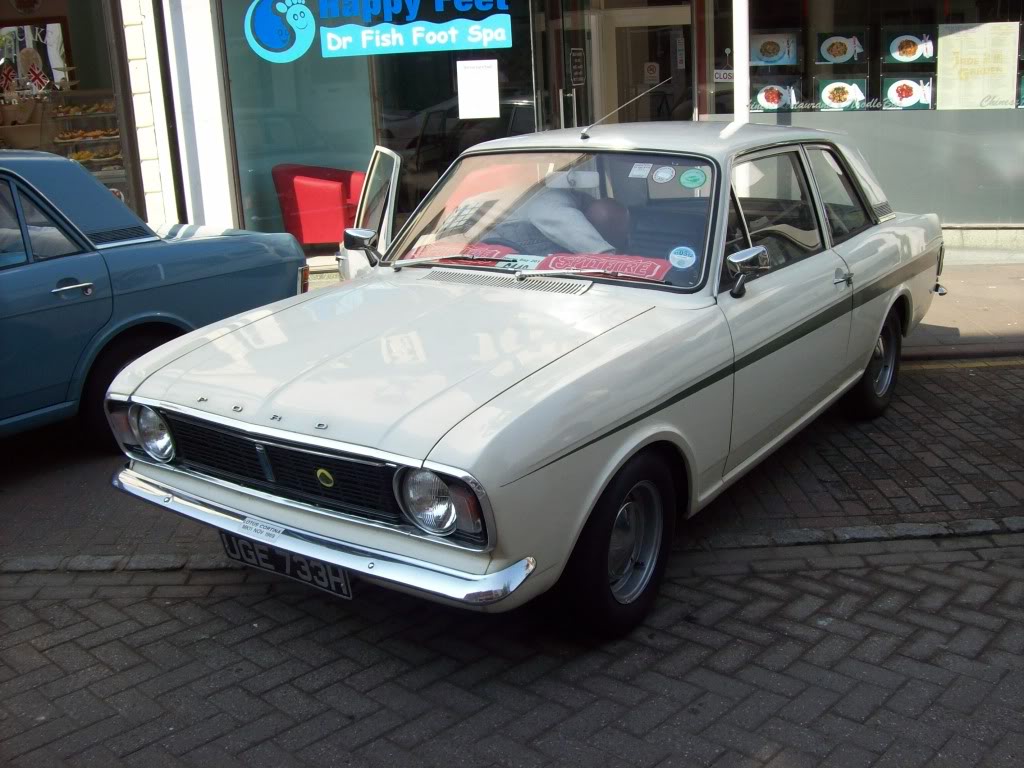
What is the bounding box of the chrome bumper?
[112,466,535,606]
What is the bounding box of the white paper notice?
[457,59,500,119]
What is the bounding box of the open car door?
[338,146,401,280]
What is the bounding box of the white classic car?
[109,123,945,634]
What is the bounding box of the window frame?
[0,171,91,264]
[726,144,828,282]
[801,143,876,246]
[718,188,753,293]
[0,177,30,271]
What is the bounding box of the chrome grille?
[422,267,590,295]
[163,413,403,524]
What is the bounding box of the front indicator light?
[129,404,175,463]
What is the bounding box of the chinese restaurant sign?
[936,23,1019,109]
[244,0,512,63]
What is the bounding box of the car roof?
[465,121,843,161]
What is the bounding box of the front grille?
[164,413,403,524]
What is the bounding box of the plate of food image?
[756,85,789,110]
[820,36,855,63]
[822,82,854,109]
[890,35,923,62]
[887,79,920,107]
[757,39,785,64]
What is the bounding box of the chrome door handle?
[52,282,94,295]
[833,271,853,286]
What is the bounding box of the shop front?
[0,0,144,215]
[215,0,1021,248]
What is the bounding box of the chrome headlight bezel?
[128,404,176,463]
[395,467,486,542]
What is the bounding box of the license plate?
[219,531,352,599]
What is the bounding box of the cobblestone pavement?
[1,538,1022,767]
[7,359,1021,565]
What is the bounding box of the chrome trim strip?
[95,236,162,250]
[113,466,534,606]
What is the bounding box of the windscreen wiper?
[392,254,510,271]
[514,268,665,284]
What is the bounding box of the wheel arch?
[889,290,912,337]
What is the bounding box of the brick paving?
[0,359,1022,564]
[1,538,1022,767]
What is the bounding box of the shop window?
[805,148,871,243]
[18,192,78,260]
[0,181,27,269]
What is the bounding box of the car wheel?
[846,309,901,419]
[559,451,676,637]
[80,331,176,449]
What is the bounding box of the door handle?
[52,282,94,296]
[833,271,853,287]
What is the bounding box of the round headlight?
[400,469,457,535]
[129,405,175,463]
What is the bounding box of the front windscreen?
[387,151,716,289]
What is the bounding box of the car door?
[717,147,853,476]
[0,178,112,421]
[339,146,402,279]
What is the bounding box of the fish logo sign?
[244,0,317,64]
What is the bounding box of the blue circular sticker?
[679,168,707,189]
[669,246,697,269]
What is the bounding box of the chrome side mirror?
[725,245,770,298]
[343,228,383,267]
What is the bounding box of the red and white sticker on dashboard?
[538,254,673,281]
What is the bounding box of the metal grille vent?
[421,268,590,295]
[873,201,894,219]
[86,225,153,245]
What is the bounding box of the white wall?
[160,0,239,227]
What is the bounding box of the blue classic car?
[0,151,307,439]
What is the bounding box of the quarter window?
[720,192,750,291]
[732,152,822,270]
[0,182,27,269]
[806,148,871,243]
[17,193,79,261]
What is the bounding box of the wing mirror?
[342,228,383,268]
[725,246,770,298]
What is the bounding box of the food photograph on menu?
[750,32,799,66]
[816,31,867,64]
[883,27,937,64]
[750,76,801,112]
[883,76,935,110]
[816,77,868,111]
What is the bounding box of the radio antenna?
[580,76,673,139]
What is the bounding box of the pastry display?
[55,127,119,142]
[53,100,115,117]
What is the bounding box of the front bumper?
[113,465,535,607]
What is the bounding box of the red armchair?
[271,164,366,246]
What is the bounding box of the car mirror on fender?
[726,245,771,298]
[342,227,383,267]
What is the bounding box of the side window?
[719,192,750,291]
[0,181,28,269]
[733,151,822,270]
[17,192,79,261]
[806,148,871,242]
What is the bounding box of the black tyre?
[559,451,677,637]
[80,331,177,448]
[846,309,901,420]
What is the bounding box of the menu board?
[750,76,801,112]
[816,78,867,111]
[750,32,799,67]
[816,31,867,64]
[936,23,1020,109]
[883,28,937,64]
[883,76,934,110]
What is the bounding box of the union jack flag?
[26,64,49,89]
[0,67,16,92]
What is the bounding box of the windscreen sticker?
[679,168,708,189]
[652,166,676,184]
[628,163,653,179]
[539,254,672,281]
[668,246,697,269]
[495,255,545,271]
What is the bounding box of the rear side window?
[18,192,79,260]
[732,151,822,270]
[806,148,871,243]
[0,181,27,269]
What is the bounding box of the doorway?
[534,1,694,130]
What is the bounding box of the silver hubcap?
[871,324,896,396]
[607,480,663,605]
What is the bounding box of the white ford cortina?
[109,123,945,634]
